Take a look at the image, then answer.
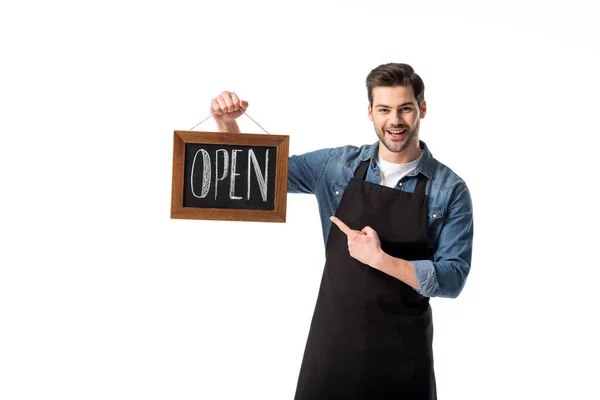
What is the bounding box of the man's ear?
[368,104,373,121]
[420,100,427,119]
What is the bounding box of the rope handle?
[189,110,270,134]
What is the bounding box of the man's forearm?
[216,120,240,133]
[372,251,420,290]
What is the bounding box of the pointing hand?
[330,216,383,267]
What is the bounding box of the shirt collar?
[360,140,435,180]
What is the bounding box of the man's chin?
[382,138,407,153]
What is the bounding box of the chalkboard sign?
[171,131,289,222]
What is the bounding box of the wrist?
[371,248,387,270]
[216,120,240,133]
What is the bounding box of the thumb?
[241,100,249,111]
[362,226,377,236]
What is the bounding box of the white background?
[1,0,599,399]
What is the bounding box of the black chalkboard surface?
[171,131,289,222]
[183,143,277,210]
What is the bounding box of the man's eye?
[379,109,389,113]
[402,107,412,112]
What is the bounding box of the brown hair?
[366,63,425,106]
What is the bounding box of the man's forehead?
[372,85,417,104]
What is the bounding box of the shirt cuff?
[412,260,442,297]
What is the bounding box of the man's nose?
[389,110,403,126]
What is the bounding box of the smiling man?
[210,63,474,400]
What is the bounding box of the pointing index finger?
[330,216,353,236]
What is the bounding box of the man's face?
[368,85,426,160]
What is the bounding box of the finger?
[362,226,376,235]
[216,97,229,114]
[211,99,224,115]
[222,95,235,113]
[348,231,365,242]
[330,216,353,236]
[230,92,241,112]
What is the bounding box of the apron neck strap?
[354,161,370,180]
[414,174,428,198]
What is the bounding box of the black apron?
[294,161,436,400]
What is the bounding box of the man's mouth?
[386,128,408,138]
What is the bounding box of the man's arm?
[412,183,473,298]
[287,149,332,194]
[331,183,474,298]
[329,216,420,290]
[372,253,420,290]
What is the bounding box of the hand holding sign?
[330,216,383,268]
[210,91,249,122]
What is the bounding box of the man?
[210,63,473,400]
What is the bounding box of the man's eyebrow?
[374,102,414,108]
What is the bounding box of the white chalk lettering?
[214,149,229,200]
[189,147,270,202]
[229,150,243,200]
[247,149,269,201]
[191,149,211,198]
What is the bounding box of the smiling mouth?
[386,128,407,138]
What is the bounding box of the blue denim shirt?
[288,140,473,299]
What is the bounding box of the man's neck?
[378,142,423,164]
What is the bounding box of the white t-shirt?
[375,152,423,188]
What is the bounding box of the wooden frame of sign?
[171,130,289,222]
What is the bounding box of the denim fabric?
[288,140,473,298]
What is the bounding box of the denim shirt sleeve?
[287,148,333,194]
[413,182,474,298]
